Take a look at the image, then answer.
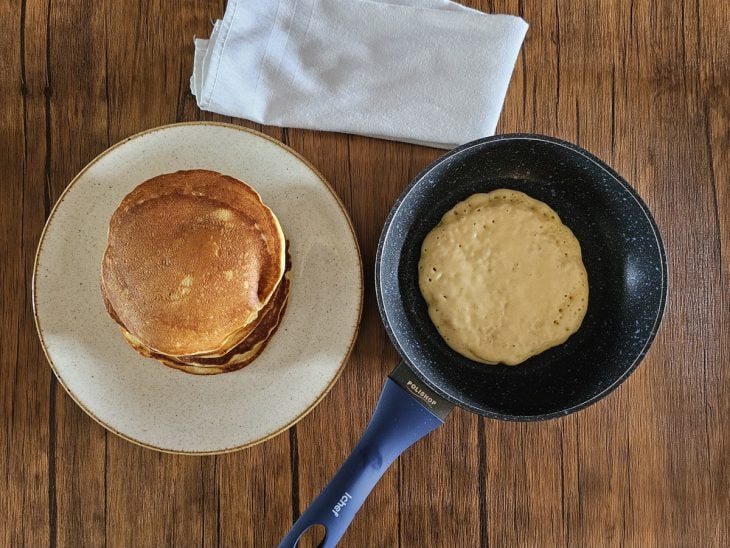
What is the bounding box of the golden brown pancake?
[101,170,285,357]
[419,189,588,365]
[123,266,291,374]
[176,273,291,367]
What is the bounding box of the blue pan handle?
[279,362,454,547]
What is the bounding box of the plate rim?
[32,121,364,455]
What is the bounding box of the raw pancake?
[101,170,285,357]
[418,189,588,365]
[123,264,291,374]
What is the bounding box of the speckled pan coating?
[376,134,667,420]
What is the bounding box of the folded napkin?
[191,0,528,149]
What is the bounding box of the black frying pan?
[281,134,667,547]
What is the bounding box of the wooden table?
[2,1,728,546]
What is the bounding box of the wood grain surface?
[1,1,728,546]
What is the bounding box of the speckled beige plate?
[33,122,363,454]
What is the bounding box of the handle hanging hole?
[295,523,327,548]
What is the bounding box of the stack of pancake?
[101,169,291,375]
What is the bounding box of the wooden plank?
[100,3,296,546]
[400,409,482,548]
[285,132,400,546]
[217,434,293,547]
[98,3,292,547]
[616,1,721,544]
[44,1,111,546]
[387,142,483,548]
[557,2,635,546]
[485,1,580,546]
[0,0,52,546]
[697,0,729,543]
[486,1,729,546]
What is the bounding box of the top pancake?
[116,244,292,374]
[418,189,588,365]
[124,259,292,374]
[102,169,285,357]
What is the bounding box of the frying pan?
[280,134,667,547]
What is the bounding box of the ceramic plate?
[33,122,363,454]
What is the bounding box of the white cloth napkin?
[191,0,527,149]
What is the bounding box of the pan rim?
[375,133,668,421]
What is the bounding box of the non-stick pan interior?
[376,135,667,420]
